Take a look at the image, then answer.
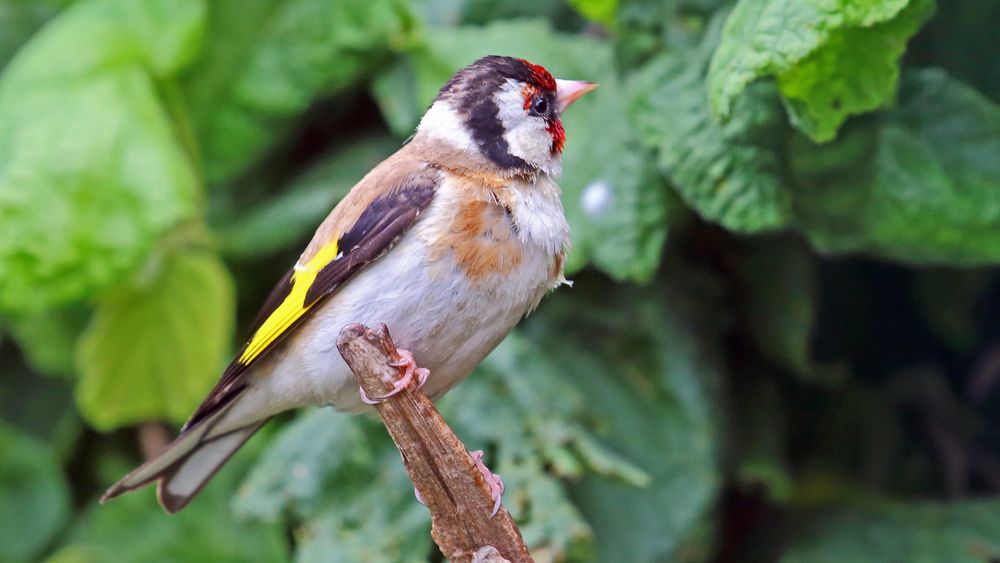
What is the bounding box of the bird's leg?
[359,348,429,405]
[470,449,505,517]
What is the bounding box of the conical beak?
[555,79,598,112]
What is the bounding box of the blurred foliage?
[0,0,998,561]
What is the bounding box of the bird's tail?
[101,408,266,513]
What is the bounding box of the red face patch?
[547,119,565,154]
[518,59,557,92]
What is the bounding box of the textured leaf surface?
[0,421,70,562]
[776,0,934,141]
[630,35,792,232]
[0,0,203,313]
[783,501,1000,563]
[181,0,416,185]
[373,19,671,280]
[75,249,234,430]
[235,409,433,561]
[540,273,724,562]
[790,69,1000,264]
[708,0,934,141]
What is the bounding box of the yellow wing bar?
[237,240,340,365]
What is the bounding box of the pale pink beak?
[555,79,598,112]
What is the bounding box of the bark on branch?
[336,323,532,563]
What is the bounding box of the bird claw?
[470,450,505,517]
[359,348,429,405]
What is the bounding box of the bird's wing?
[183,167,439,430]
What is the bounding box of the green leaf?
[629,29,792,232]
[234,408,380,520]
[0,0,204,314]
[236,409,433,562]
[446,332,650,558]
[75,247,235,430]
[560,79,674,281]
[790,69,1000,264]
[538,274,724,562]
[783,501,1000,562]
[293,457,433,563]
[566,0,618,27]
[181,0,417,186]
[6,306,90,379]
[0,0,74,71]
[0,420,71,562]
[373,19,672,281]
[216,135,400,259]
[708,0,935,142]
[52,457,286,563]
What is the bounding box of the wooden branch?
[336,324,532,563]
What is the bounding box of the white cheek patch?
[417,100,477,152]
[494,80,561,175]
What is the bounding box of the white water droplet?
[581,179,613,218]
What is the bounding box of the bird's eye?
[531,96,549,115]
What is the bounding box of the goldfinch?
[101,56,597,513]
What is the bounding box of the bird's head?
[417,55,597,177]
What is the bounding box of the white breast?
[241,173,569,416]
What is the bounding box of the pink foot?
[359,348,429,405]
[470,450,505,517]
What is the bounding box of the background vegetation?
[0,0,998,561]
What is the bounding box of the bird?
[101,55,597,514]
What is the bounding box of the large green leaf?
[629,25,792,233]
[0,0,204,314]
[75,248,235,430]
[181,0,417,186]
[783,501,1000,562]
[373,19,672,281]
[708,0,935,142]
[790,69,1000,264]
[0,421,70,562]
